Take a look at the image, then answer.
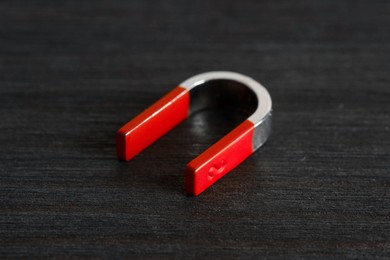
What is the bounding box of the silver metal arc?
[180,71,272,151]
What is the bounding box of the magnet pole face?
[117,71,272,196]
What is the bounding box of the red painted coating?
[116,86,189,161]
[186,120,254,196]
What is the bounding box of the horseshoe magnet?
[117,71,272,196]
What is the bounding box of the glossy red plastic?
[116,86,189,161]
[185,120,254,196]
[117,86,256,196]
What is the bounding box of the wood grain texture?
[0,0,389,258]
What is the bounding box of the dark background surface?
[1,0,389,258]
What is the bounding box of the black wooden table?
[1,0,389,258]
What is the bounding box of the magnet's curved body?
[117,71,272,196]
